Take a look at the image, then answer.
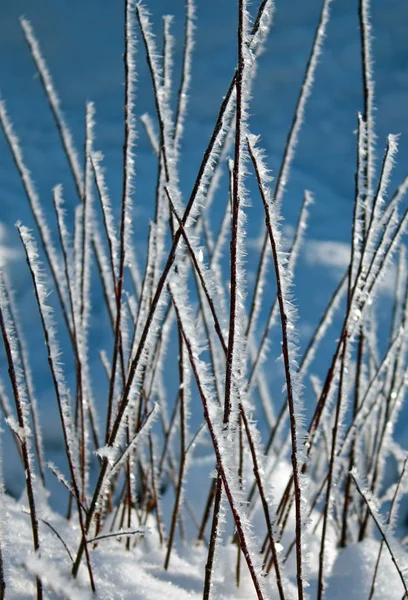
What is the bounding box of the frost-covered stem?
[240,408,286,600]
[73,0,275,575]
[224,0,245,426]
[317,337,347,600]
[235,413,243,588]
[248,190,313,391]
[0,431,6,600]
[148,435,164,546]
[369,457,408,599]
[256,271,347,484]
[105,0,134,442]
[162,15,174,94]
[249,141,305,599]
[349,114,366,298]
[171,196,283,587]
[170,292,266,600]
[340,329,364,547]
[358,0,376,224]
[197,478,217,544]
[203,474,223,600]
[167,194,227,355]
[351,471,408,597]
[0,276,43,600]
[124,434,134,552]
[2,278,46,486]
[245,0,333,340]
[205,2,246,594]
[164,328,187,570]
[136,3,170,181]
[90,155,118,292]
[20,19,119,325]
[77,102,95,501]
[0,102,72,344]
[52,187,78,353]
[20,19,83,197]
[18,230,95,592]
[173,0,195,149]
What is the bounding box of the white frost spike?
[106,403,159,483]
[0,101,70,319]
[373,135,399,218]
[247,0,334,342]
[53,185,75,294]
[91,151,120,279]
[174,0,196,151]
[350,114,368,292]
[140,113,159,156]
[2,273,45,483]
[250,0,275,57]
[169,273,274,599]
[20,18,84,194]
[163,16,175,98]
[225,0,253,430]
[0,273,34,448]
[123,0,138,268]
[17,226,80,480]
[248,189,314,391]
[247,134,310,588]
[359,0,377,205]
[0,424,8,595]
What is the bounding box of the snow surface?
[0,456,406,599]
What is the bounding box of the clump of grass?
[0,0,408,598]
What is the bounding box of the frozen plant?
[0,0,408,599]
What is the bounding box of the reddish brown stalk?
[369,458,408,599]
[19,231,95,593]
[203,3,246,592]
[240,409,286,600]
[351,472,408,597]
[0,289,43,600]
[168,183,285,594]
[135,5,170,182]
[248,139,305,599]
[245,0,332,341]
[171,292,266,600]
[197,478,217,543]
[78,137,88,498]
[0,115,74,351]
[72,0,279,575]
[164,328,187,569]
[20,19,120,336]
[340,329,364,547]
[149,435,164,546]
[2,282,45,486]
[105,0,132,445]
[236,414,243,588]
[317,338,347,600]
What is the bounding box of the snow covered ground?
[1,457,406,599]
